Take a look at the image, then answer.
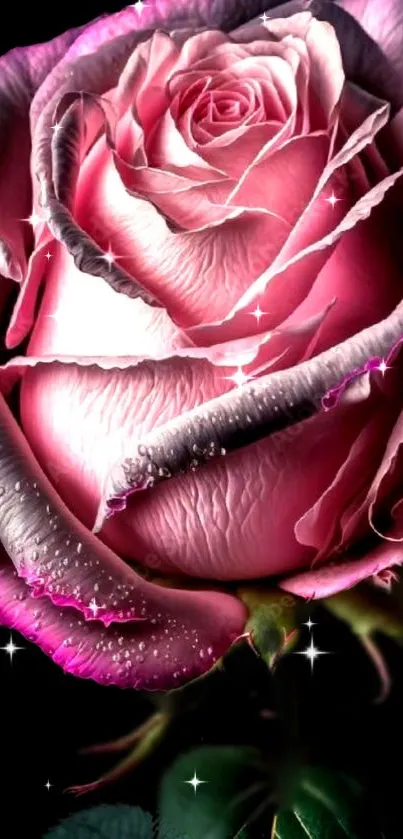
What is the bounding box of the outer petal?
[0,394,246,688]
[0,558,246,690]
[243,1,403,110]
[337,0,403,92]
[14,351,395,581]
[278,535,403,598]
[0,25,86,282]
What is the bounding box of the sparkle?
[295,637,328,672]
[130,0,150,15]
[44,780,52,791]
[224,366,251,388]
[324,191,340,209]
[52,123,61,136]
[88,598,103,618]
[260,12,271,26]
[97,243,121,269]
[185,772,206,793]
[22,210,44,228]
[376,358,391,376]
[1,634,24,661]
[249,304,267,324]
[45,251,52,261]
[303,617,316,632]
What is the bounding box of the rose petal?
[264,11,344,124]
[283,173,403,360]
[0,556,246,690]
[186,113,394,345]
[293,408,395,561]
[19,353,379,580]
[74,134,289,327]
[0,25,86,282]
[338,0,403,102]
[5,230,57,350]
[88,279,403,540]
[240,1,403,111]
[279,536,403,599]
[14,283,400,582]
[30,5,275,319]
[0,387,247,639]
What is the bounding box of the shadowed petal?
[279,536,403,598]
[0,388,246,665]
[243,1,403,109]
[186,100,391,345]
[92,286,403,533]
[337,0,403,99]
[0,557,246,690]
[0,24,86,282]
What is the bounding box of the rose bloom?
[0,0,403,690]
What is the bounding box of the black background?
[3,603,403,838]
[1,4,403,838]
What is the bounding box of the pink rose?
[0,0,403,691]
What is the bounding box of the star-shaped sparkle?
[131,0,150,15]
[303,617,316,632]
[88,598,103,618]
[225,366,251,388]
[45,251,52,261]
[249,304,267,324]
[44,780,52,791]
[185,772,206,793]
[260,11,271,25]
[295,637,328,672]
[324,191,340,209]
[376,358,391,376]
[1,634,24,662]
[22,210,45,228]
[97,244,121,269]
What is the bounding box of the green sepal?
[238,586,300,668]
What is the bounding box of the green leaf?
[238,586,300,669]
[158,746,268,839]
[273,767,383,839]
[43,804,154,839]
